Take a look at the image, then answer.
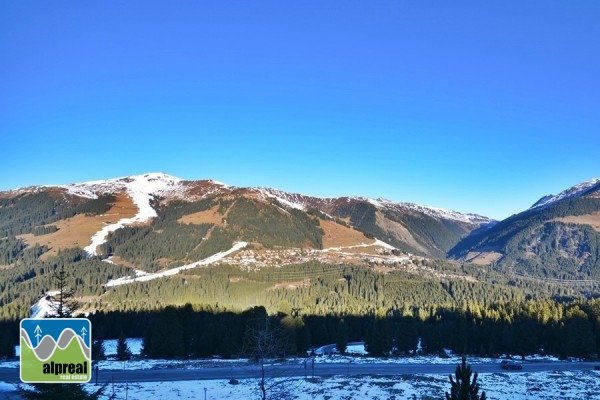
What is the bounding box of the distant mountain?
[6,172,600,282]
[450,178,600,279]
[4,173,600,319]
[0,173,492,264]
[530,179,600,210]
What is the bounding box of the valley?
[1,173,600,368]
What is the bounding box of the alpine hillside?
[450,178,600,280]
[2,172,600,319]
[0,172,492,264]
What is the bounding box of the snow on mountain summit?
[61,172,184,199]
[531,178,600,210]
[255,187,307,210]
[79,173,185,255]
[367,198,493,225]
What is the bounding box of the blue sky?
[1,1,598,220]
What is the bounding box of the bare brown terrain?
[178,205,225,226]
[18,193,138,257]
[269,279,311,291]
[553,212,600,232]
[178,204,377,251]
[464,251,503,265]
[319,218,374,248]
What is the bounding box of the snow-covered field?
[3,340,600,399]
[6,368,600,399]
[81,370,600,400]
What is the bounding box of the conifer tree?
[336,319,348,354]
[48,264,78,318]
[91,338,106,364]
[116,331,132,361]
[445,356,486,400]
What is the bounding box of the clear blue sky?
[1,1,598,220]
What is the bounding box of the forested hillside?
[96,196,325,272]
[319,198,482,258]
[2,174,600,361]
[2,240,600,361]
[83,297,598,361]
[0,191,115,237]
[451,196,600,279]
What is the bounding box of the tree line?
[6,297,594,360]
[103,297,595,360]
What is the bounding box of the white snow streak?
[373,239,395,249]
[82,173,183,255]
[105,242,248,287]
[256,188,306,210]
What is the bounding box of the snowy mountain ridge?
[10,174,600,227]
[59,172,186,199]
[21,173,489,225]
[366,197,493,225]
[531,178,600,210]
[248,189,493,225]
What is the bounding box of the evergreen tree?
[192,322,217,358]
[564,306,596,358]
[0,325,15,358]
[365,317,392,356]
[394,317,419,355]
[116,331,132,361]
[91,338,106,364]
[335,319,348,354]
[48,265,78,318]
[144,306,184,358]
[445,357,486,400]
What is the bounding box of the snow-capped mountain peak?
[531,178,600,210]
[70,173,183,255]
[367,197,493,225]
[60,172,184,199]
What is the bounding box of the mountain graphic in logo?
[20,318,91,383]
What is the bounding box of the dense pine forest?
[1,240,599,361]
[95,196,325,272]
[450,197,600,280]
[1,183,600,362]
[0,192,115,237]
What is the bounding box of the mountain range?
[2,173,600,285]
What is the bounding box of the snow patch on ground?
[102,338,144,357]
[4,370,599,400]
[2,344,598,399]
[255,188,306,211]
[373,239,395,249]
[29,291,62,318]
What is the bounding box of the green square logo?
[20,318,92,383]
